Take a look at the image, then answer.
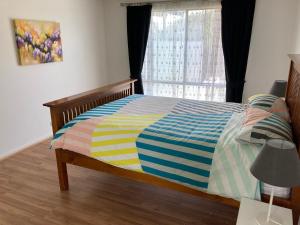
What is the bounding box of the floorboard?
[0,139,238,225]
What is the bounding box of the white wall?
[0,0,108,157]
[244,0,298,101]
[293,0,300,52]
[103,0,129,83]
[103,0,299,101]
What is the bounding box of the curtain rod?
[120,0,197,7]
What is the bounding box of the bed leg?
[293,209,299,225]
[292,187,300,225]
[55,149,69,191]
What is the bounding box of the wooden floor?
[0,139,238,225]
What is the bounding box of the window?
[142,4,226,102]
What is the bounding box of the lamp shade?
[250,139,300,188]
[270,80,287,97]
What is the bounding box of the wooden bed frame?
[44,55,300,224]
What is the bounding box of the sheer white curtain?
[142,1,226,102]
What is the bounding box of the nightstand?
[236,198,293,225]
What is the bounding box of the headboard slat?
[44,79,137,134]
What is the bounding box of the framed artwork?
[14,19,63,65]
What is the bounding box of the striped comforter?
[52,95,261,200]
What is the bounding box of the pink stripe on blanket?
[53,117,104,156]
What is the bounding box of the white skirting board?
[0,134,52,161]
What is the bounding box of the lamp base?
[255,212,283,225]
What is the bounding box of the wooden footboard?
[44,79,137,134]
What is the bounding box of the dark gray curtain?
[221,0,256,103]
[127,5,152,94]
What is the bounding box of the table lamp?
[250,139,300,225]
[270,80,287,97]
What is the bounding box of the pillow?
[236,108,293,144]
[269,98,291,122]
[243,107,272,126]
[248,94,266,102]
[248,94,291,122]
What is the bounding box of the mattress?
[51,94,290,200]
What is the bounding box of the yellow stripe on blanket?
[106,158,140,166]
[91,114,164,172]
[93,124,146,129]
[92,137,137,147]
[91,148,137,157]
[93,130,142,136]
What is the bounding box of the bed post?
[291,175,300,225]
[55,149,69,191]
[48,107,70,191]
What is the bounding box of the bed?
[44,55,300,225]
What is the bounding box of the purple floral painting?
[14,19,63,65]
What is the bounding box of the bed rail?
[44,79,137,135]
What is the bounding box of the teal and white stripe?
[172,99,245,114]
[136,112,232,190]
[208,113,261,200]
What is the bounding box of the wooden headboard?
[286,54,300,154]
[286,55,300,223]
